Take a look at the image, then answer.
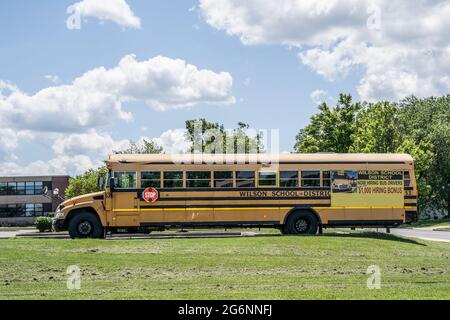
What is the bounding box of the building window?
[114,172,137,189]
[43,203,53,214]
[25,204,34,217]
[16,182,26,195]
[16,204,25,217]
[0,204,8,218]
[8,204,17,216]
[258,171,277,187]
[322,171,331,188]
[7,182,17,195]
[280,171,298,187]
[301,171,321,187]
[186,171,211,188]
[34,182,43,195]
[141,172,161,188]
[163,172,183,189]
[0,202,48,218]
[214,171,233,188]
[236,171,255,188]
[25,182,34,195]
[0,182,6,195]
[35,203,43,216]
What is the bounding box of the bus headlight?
[55,211,65,219]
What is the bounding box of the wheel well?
[65,207,100,228]
[283,208,322,225]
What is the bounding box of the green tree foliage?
[294,94,361,153]
[114,139,163,154]
[294,94,449,217]
[65,167,108,199]
[185,119,264,154]
[398,96,450,217]
[350,101,400,153]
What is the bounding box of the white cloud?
[199,0,450,101]
[0,155,97,177]
[0,129,19,161]
[0,55,234,176]
[0,54,235,133]
[52,130,130,157]
[152,129,191,154]
[0,83,132,132]
[310,89,333,105]
[69,0,141,29]
[74,54,235,111]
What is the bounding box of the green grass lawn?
[0,233,449,300]
[400,218,450,229]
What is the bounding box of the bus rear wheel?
[68,212,104,239]
[283,211,318,235]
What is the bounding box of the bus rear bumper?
[405,211,418,223]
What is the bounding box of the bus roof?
[106,153,414,164]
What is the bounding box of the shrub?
[46,212,55,218]
[34,217,53,233]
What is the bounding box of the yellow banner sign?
[331,170,404,207]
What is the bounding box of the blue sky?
[0,0,447,176]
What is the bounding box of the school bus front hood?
[58,192,104,211]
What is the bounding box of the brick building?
[0,175,70,226]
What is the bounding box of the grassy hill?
[0,233,449,299]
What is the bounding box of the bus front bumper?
[52,219,67,232]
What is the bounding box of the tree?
[294,94,361,153]
[114,139,163,154]
[65,167,108,199]
[398,95,450,217]
[350,101,401,153]
[185,119,264,153]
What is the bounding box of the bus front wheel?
[283,211,318,235]
[68,212,104,239]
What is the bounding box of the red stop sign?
[142,187,159,203]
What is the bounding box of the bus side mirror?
[109,177,116,191]
[98,176,104,190]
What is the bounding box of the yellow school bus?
[53,153,418,239]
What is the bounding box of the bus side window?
[258,171,277,187]
[164,171,183,189]
[404,171,411,187]
[114,171,137,189]
[322,171,331,188]
[214,171,233,188]
[301,171,320,187]
[236,171,255,188]
[141,171,161,188]
[186,171,211,188]
[279,171,298,187]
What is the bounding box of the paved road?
[389,228,450,243]
[1,228,449,242]
[0,229,37,239]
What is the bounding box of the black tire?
[283,211,319,235]
[68,212,104,239]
